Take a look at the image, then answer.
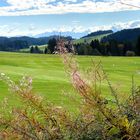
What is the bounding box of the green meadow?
[73,33,111,44]
[20,44,47,53]
[0,52,140,112]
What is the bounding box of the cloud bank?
[0,0,139,16]
[0,20,140,38]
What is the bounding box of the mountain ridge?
[101,28,140,43]
[81,30,113,38]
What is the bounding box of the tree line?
[74,39,138,56]
[31,37,140,56]
[30,38,57,54]
[0,39,28,52]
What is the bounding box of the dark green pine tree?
[136,36,140,56]
[30,46,34,53]
[34,46,40,53]
[44,47,48,54]
[48,38,57,54]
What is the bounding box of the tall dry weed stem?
[0,41,139,139]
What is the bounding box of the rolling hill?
[0,35,72,52]
[101,28,140,43]
[73,31,112,44]
[82,30,113,38]
[2,35,72,46]
[73,28,140,45]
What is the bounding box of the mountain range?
[35,31,89,39]
[0,28,140,51]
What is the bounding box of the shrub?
[126,51,135,56]
[0,44,140,139]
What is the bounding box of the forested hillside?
[0,36,72,51]
[82,30,113,38]
[73,28,140,56]
[102,28,140,43]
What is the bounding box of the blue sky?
[0,0,140,37]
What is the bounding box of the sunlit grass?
[0,52,140,111]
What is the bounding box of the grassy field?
[0,52,140,112]
[73,33,111,44]
[20,44,47,53]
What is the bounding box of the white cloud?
[0,0,139,16]
[33,20,140,36]
[0,20,140,37]
[89,20,140,33]
[0,23,43,37]
[64,0,77,2]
